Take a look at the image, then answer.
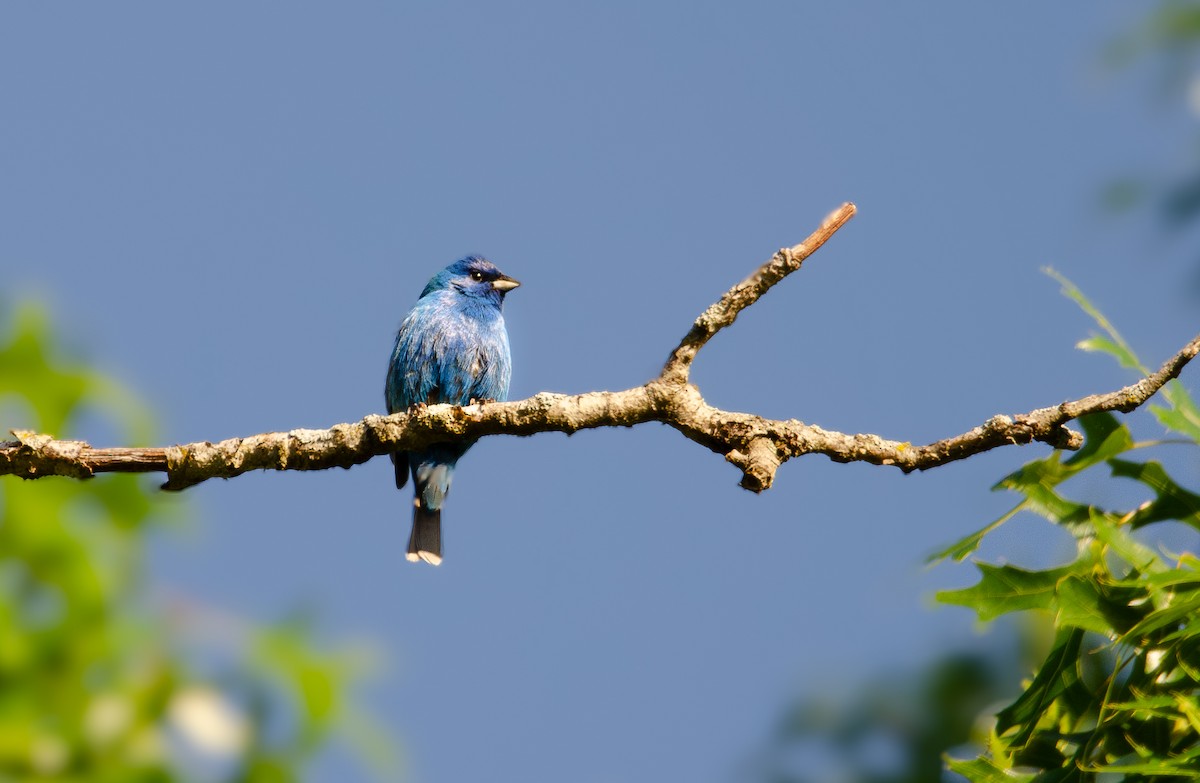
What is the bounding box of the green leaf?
[1054,576,1116,636]
[937,563,1077,622]
[1161,378,1200,417]
[1120,590,1200,644]
[1044,268,1147,373]
[1088,508,1164,575]
[945,755,1035,783]
[926,503,1023,564]
[1047,268,1200,444]
[994,628,1084,744]
[1110,458,1200,529]
[0,304,92,434]
[1106,693,1180,718]
[995,453,1069,492]
[1141,565,1200,592]
[1151,383,1200,441]
[1062,413,1134,469]
[1152,403,1200,441]
[1175,692,1200,735]
[994,457,1093,530]
[1087,758,1200,779]
[1075,334,1144,373]
[994,453,1116,533]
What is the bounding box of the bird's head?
[421,255,520,305]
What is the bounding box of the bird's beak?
[492,275,520,292]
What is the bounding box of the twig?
[660,202,858,383]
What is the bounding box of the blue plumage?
[385,256,519,565]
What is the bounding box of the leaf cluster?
[935,279,1200,781]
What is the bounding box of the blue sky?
[2,3,1197,782]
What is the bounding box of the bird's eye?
[470,271,485,282]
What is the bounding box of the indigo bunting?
[385,256,519,565]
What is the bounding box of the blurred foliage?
[932,275,1200,780]
[1105,1,1200,254]
[748,628,1044,783]
[0,304,395,782]
[1106,1,1200,84]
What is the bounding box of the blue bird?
[385,256,519,565]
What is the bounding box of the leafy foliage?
[935,278,1200,780]
[1104,0,1200,278]
[0,304,392,782]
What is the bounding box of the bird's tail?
[406,498,443,566]
[392,452,408,489]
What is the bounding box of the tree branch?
[3,202,1197,493]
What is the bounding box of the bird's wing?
[385,305,444,412]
